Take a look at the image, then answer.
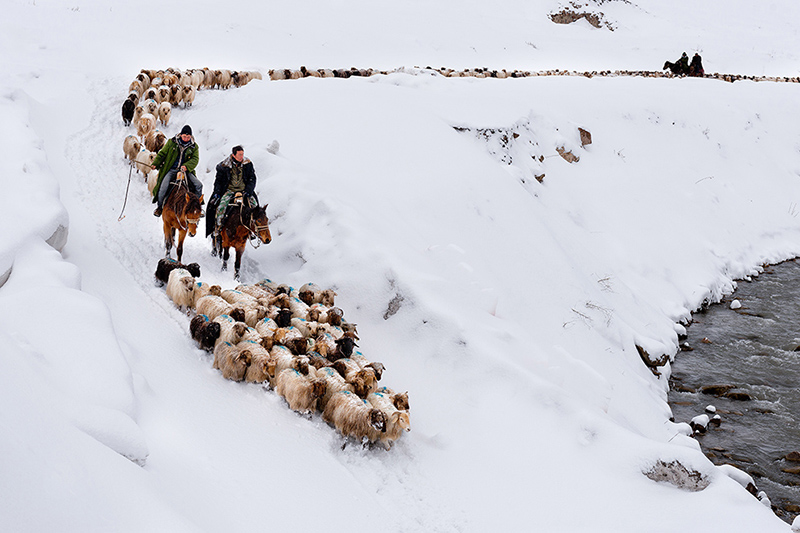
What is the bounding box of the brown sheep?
[190,314,221,351]
[366,391,410,449]
[312,366,355,411]
[275,369,327,414]
[332,358,378,397]
[144,129,167,153]
[240,339,275,383]
[375,386,409,410]
[213,342,251,381]
[322,391,386,443]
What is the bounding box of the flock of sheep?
[156,259,411,449]
[120,67,262,194]
[267,65,800,84]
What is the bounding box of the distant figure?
[663,52,690,76]
[688,53,704,77]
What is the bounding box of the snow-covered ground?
[2,0,800,531]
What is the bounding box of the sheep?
[136,113,156,139]
[275,369,327,414]
[318,69,335,78]
[146,167,159,195]
[298,282,336,307]
[216,69,232,89]
[143,98,159,117]
[135,72,151,91]
[375,386,410,411]
[290,317,321,338]
[313,365,355,411]
[165,267,196,310]
[299,66,321,78]
[270,345,310,386]
[241,305,268,328]
[249,71,263,80]
[195,294,235,320]
[255,316,279,338]
[273,326,304,347]
[366,391,410,448]
[332,358,378,397]
[235,283,273,300]
[157,101,171,126]
[322,390,387,443]
[134,148,156,176]
[202,68,216,89]
[123,135,141,162]
[348,349,384,380]
[190,69,204,88]
[309,304,344,326]
[129,79,143,97]
[286,296,309,318]
[157,85,171,102]
[154,257,201,285]
[212,314,249,347]
[169,85,183,106]
[268,69,287,81]
[240,339,275,383]
[190,314,221,351]
[133,105,144,126]
[194,281,222,301]
[213,342,252,381]
[122,98,135,126]
[127,91,140,106]
[145,129,167,153]
[220,289,258,306]
[182,85,196,107]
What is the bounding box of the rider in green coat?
[152,125,202,216]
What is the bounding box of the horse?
[213,197,271,280]
[162,172,203,263]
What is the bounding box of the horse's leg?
[163,221,173,257]
[234,245,244,281]
[176,229,187,263]
[221,245,229,271]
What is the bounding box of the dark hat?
[180,125,192,136]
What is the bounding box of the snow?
[1,0,798,531]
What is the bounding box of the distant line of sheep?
[156,258,410,449]
[266,65,800,84]
[121,67,262,191]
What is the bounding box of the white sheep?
[157,85,171,102]
[322,390,387,443]
[240,339,274,383]
[132,105,144,126]
[366,391,410,449]
[143,98,159,117]
[220,289,258,306]
[194,282,222,301]
[213,341,251,381]
[123,135,141,162]
[136,113,156,139]
[249,71,263,80]
[275,369,327,414]
[235,283,273,300]
[157,101,171,126]
[165,268,195,310]
[269,345,310,386]
[134,148,156,176]
[298,282,336,307]
[212,314,249,347]
[375,386,410,410]
[312,366,355,412]
[255,317,279,338]
[129,79,143,97]
[196,295,232,321]
[146,168,159,195]
[182,85,196,107]
[202,68,216,89]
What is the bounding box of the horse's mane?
[167,180,201,217]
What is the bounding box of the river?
[669,259,800,523]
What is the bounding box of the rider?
[152,124,203,217]
[210,145,258,235]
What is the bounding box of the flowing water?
[669,259,800,523]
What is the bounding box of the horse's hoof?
[221,263,227,271]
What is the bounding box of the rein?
[170,173,200,231]
[240,207,268,248]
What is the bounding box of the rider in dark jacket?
[209,145,258,235]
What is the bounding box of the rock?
[701,384,735,396]
[556,146,579,163]
[782,466,800,475]
[705,405,717,413]
[709,415,722,427]
[730,299,742,310]
[724,391,752,401]
[701,337,713,344]
[578,127,592,147]
[644,460,710,491]
[690,414,710,433]
[636,344,669,376]
[786,451,800,462]
[535,173,545,183]
[680,342,694,352]
[786,503,800,513]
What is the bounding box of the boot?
[154,206,162,217]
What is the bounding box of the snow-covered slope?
[2,0,798,531]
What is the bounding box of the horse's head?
[250,204,271,245]
[184,192,202,237]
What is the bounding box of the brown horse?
[213,199,271,280]
[162,172,202,262]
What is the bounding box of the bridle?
[172,172,200,231]
[239,206,270,248]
